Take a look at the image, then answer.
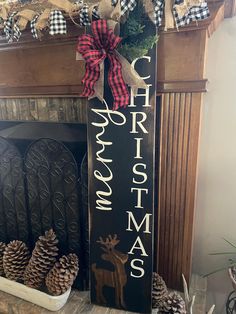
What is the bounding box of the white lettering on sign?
[130,112,148,134]
[130,259,145,278]
[129,85,152,108]
[132,163,147,184]
[92,100,126,210]
[134,138,143,159]
[129,56,152,108]
[131,188,148,209]
[126,211,152,234]
[127,55,153,278]
[128,236,148,257]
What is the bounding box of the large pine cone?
[0,242,6,276]
[24,229,59,289]
[46,253,79,296]
[152,272,168,308]
[160,292,186,314]
[3,240,30,281]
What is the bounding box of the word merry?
[91,102,126,210]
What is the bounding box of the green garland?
[118,3,159,62]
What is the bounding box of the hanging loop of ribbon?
[77,19,130,110]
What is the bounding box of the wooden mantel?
[0,0,230,291]
[156,0,227,290]
[0,23,84,97]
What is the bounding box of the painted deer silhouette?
[92,234,128,308]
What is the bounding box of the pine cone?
[24,229,59,289]
[46,253,79,296]
[0,242,6,276]
[152,272,168,308]
[3,240,30,281]
[160,292,186,314]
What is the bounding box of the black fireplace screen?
[0,122,88,289]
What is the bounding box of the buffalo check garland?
[4,12,21,42]
[0,0,210,43]
[173,1,210,29]
[109,0,209,26]
[31,14,40,39]
[49,10,67,35]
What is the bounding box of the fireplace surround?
[0,0,229,292]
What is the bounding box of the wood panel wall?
[157,92,202,290]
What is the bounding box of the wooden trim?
[157,92,202,290]
[0,35,78,51]
[0,85,83,98]
[157,29,208,83]
[222,0,236,17]
[157,80,208,93]
[0,41,85,98]
[207,1,225,37]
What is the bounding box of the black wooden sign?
[87,26,157,314]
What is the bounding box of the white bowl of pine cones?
[0,229,79,311]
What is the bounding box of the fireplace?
[0,99,89,290]
[0,0,226,292]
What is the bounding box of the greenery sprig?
[118,3,159,62]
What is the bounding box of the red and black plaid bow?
[77,20,130,110]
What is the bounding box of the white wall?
[193,16,236,313]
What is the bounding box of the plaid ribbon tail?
[81,63,100,97]
[77,20,129,110]
[108,54,129,110]
[77,33,105,98]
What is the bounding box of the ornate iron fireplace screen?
[0,136,88,289]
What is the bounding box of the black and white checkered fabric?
[30,14,39,39]
[118,0,163,25]
[120,0,137,16]
[92,6,100,20]
[153,0,164,26]
[173,1,210,28]
[75,0,99,22]
[4,12,21,42]
[111,0,118,6]
[49,10,67,35]
[79,4,90,26]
